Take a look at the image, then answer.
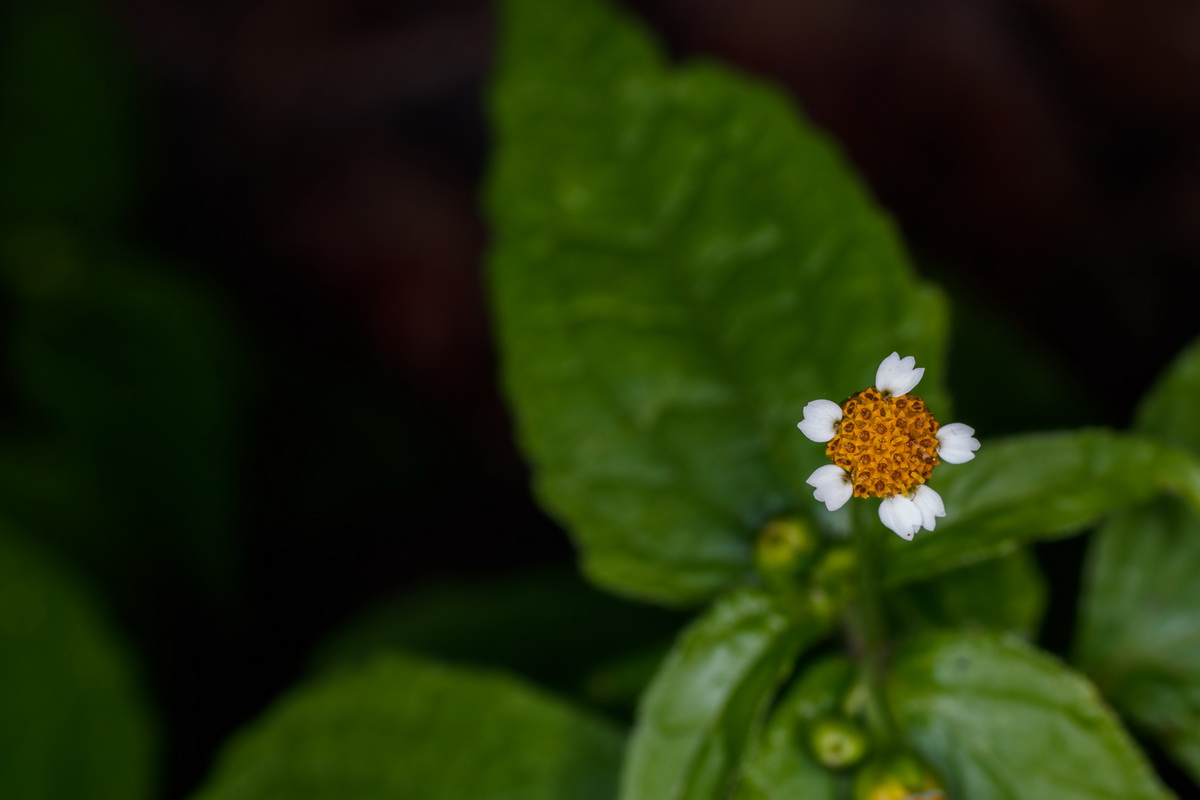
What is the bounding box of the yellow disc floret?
[825,388,940,499]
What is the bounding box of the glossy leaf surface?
[733,656,852,800]
[884,429,1200,586]
[890,631,1171,800]
[620,590,823,800]
[489,0,946,604]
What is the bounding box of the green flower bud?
[808,715,868,770]
[755,516,819,587]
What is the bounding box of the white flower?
[796,353,978,541]
[875,351,924,397]
[806,464,853,511]
[878,494,923,541]
[879,485,946,539]
[910,485,946,532]
[936,422,980,464]
[797,399,843,443]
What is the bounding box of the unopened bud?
[755,516,819,587]
[809,715,868,770]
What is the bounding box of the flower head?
[796,353,979,540]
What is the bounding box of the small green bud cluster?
[753,515,857,619]
[754,517,819,584]
[798,663,869,772]
[792,660,946,798]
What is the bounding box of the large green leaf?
[889,631,1171,799]
[0,525,157,800]
[1078,500,1200,775]
[883,429,1200,587]
[192,652,623,800]
[488,0,947,604]
[620,590,824,800]
[1078,337,1200,781]
[733,656,851,800]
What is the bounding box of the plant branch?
[850,501,899,743]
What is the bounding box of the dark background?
[4,0,1200,795]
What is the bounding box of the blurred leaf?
[889,631,1171,800]
[311,567,684,710]
[0,524,157,799]
[733,656,852,800]
[0,0,140,229]
[887,548,1046,638]
[883,429,1200,587]
[0,236,244,597]
[1078,336,1200,782]
[1134,337,1200,447]
[620,590,825,800]
[191,652,623,800]
[488,0,947,605]
[1078,500,1200,778]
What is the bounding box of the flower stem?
[850,501,899,744]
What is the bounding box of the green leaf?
[889,631,1171,800]
[0,524,157,800]
[1134,336,1200,448]
[191,652,623,800]
[1078,499,1200,777]
[620,590,825,800]
[883,429,1200,587]
[489,0,947,605]
[887,548,1046,638]
[1078,337,1200,782]
[733,656,852,800]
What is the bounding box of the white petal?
[797,399,843,443]
[937,422,981,464]
[806,465,853,511]
[875,351,924,397]
[879,494,922,540]
[910,485,946,532]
